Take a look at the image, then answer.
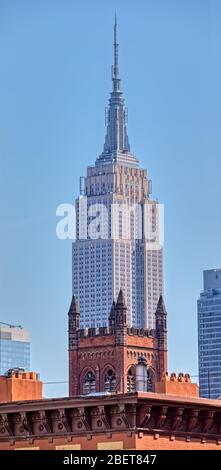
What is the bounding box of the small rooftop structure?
[0,369,42,403]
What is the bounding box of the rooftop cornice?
[1,393,221,442]
[1,392,221,413]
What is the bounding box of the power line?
[43,381,68,385]
[43,374,200,385]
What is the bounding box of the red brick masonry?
[0,392,221,450]
[68,293,168,395]
[0,371,42,403]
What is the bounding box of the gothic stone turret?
[68,295,80,349]
[155,294,168,377]
[68,295,80,395]
[110,289,127,346]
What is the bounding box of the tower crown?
[95,16,139,168]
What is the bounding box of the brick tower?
[68,291,168,396]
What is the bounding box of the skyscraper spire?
[95,16,139,168]
[113,13,120,92]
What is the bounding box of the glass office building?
[0,323,30,375]
[198,269,221,398]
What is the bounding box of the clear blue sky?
[0,0,221,397]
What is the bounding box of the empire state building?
[72,18,163,329]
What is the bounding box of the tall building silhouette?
[198,269,221,398]
[72,18,163,328]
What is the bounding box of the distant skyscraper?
[72,18,163,329]
[198,269,221,399]
[0,323,30,375]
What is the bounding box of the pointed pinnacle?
[68,295,80,316]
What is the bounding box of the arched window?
[83,371,96,395]
[127,367,136,392]
[104,369,116,392]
